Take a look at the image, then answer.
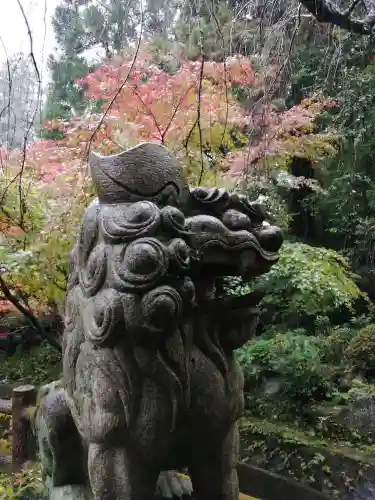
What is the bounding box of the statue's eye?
[222,210,252,231]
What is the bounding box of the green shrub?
[224,243,368,333]
[222,276,253,297]
[246,181,291,231]
[345,324,375,372]
[254,242,369,330]
[321,326,356,365]
[0,464,44,499]
[2,341,62,387]
[236,332,332,403]
[235,337,272,388]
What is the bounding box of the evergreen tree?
[43,55,93,122]
[42,0,142,125]
[53,0,141,58]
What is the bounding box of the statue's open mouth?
[194,287,263,349]
[217,289,264,310]
[217,290,263,320]
[185,213,283,281]
[198,288,264,318]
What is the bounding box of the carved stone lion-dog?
[34,143,283,500]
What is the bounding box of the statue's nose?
[254,224,283,253]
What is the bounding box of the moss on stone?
[239,416,375,498]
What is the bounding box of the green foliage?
[52,0,139,57]
[26,225,78,307]
[223,276,253,297]
[254,242,368,329]
[0,179,96,312]
[345,324,375,373]
[145,0,180,44]
[45,0,142,122]
[246,181,292,231]
[236,332,332,402]
[320,316,372,366]
[27,186,96,309]
[177,1,262,61]
[223,242,368,335]
[42,55,93,123]
[0,174,46,239]
[292,36,375,285]
[2,342,62,386]
[0,464,44,499]
[321,326,357,366]
[178,3,234,60]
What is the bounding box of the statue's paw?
[37,379,63,404]
[48,484,92,500]
[34,381,86,488]
[156,471,193,498]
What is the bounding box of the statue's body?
[35,143,282,500]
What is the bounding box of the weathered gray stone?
[33,143,282,500]
[338,388,375,438]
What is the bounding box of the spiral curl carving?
[190,187,230,215]
[83,289,124,345]
[160,206,187,235]
[167,238,191,271]
[109,237,169,292]
[67,246,79,292]
[78,244,107,298]
[221,209,252,232]
[64,289,79,333]
[99,201,161,243]
[228,192,266,225]
[178,276,195,305]
[141,286,183,334]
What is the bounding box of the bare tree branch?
[0,274,61,352]
[0,2,43,232]
[183,56,205,185]
[16,0,41,84]
[162,84,196,143]
[84,7,145,160]
[299,0,375,33]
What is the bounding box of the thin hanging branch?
[0,275,61,352]
[298,0,375,33]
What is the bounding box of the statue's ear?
[89,143,190,206]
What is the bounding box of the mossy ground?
[239,416,375,498]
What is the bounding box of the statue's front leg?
[88,443,159,500]
[188,424,240,500]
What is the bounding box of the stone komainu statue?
[34,143,283,500]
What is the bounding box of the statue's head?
[66,143,282,351]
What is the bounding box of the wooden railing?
[0,386,330,500]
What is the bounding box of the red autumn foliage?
[6,51,340,200]
[0,47,343,316]
[227,96,340,181]
[74,50,256,147]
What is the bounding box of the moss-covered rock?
[345,324,375,373]
[239,417,375,498]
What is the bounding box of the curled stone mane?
[62,144,197,435]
